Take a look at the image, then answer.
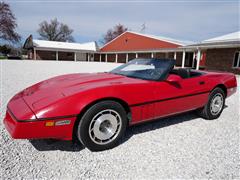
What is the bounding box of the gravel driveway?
[1,60,239,179]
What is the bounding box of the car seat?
[177,68,190,79]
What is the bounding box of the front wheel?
[197,87,225,120]
[77,101,127,151]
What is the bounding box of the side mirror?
[166,74,182,83]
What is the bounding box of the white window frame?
[232,51,240,68]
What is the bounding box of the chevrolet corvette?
[4,58,237,151]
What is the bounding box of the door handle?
[199,81,205,85]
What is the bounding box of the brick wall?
[58,52,74,61]
[97,52,178,63]
[36,50,56,60]
[156,53,165,59]
[175,52,183,66]
[118,54,127,63]
[184,52,194,67]
[94,54,100,62]
[36,50,75,61]
[205,48,240,74]
[167,52,174,59]
[107,54,116,62]
[128,53,136,61]
[101,31,181,52]
[102,54,107,62]
[138,53,151,58]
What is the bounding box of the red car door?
[153,75,209,119]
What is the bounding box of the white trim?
[106,54,108,62]
[34,47,95,53]
[185,43,240,50]
[181,51,186,68]
[99,48,185,54]
[33,39,97,51]
[74,52,76,61]
[33,48,36,60]
[192,52,195,68]
[196,50,201,70]
[174,52,177,60]
[115,54,118,63]
[126,53,128,62]
[100,54,102,62]
[56,51,58,61]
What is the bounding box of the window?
[233,51,240,68]
[110,58,175,81]
[67,53,72,57]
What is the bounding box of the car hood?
[18,73,131,113]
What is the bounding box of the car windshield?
[110,58,175,81]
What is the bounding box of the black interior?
[170,68,204,79]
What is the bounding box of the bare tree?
[103,24,128,44]
[140,23,146,33]
[37,18,74,42]
[0,2,21,42]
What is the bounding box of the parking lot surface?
[0,60,239,179]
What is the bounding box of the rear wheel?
[197,87,225,120]
[77,101,127,151]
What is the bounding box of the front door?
[153,75,209,119]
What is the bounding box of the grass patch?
[0,56,7,59]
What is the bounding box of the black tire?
[197,87,225,120]
[77,100,127,151]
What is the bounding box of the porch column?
[181,51,186,68]
[106,54,108,62]
[174,52,177,60]
[151,52,154,58]
[196,49,201,70]
[87,53,90,62]
[92,54,94,61]
[136,53,138,58]
[33,48,36,60]
[100,54,102,62]
[115,54,118,63]
[126,53,128,62]
[192,52,195,68]
[56,51,58,61]
[74,52,76,61]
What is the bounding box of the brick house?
[95,31,198,69]
[23,31,240,74]
[94,31,239,73]
[23,35,97,61]
[186,31,240,74]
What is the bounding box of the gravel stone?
[0,60,239,179]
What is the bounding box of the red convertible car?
[4,58,237,151]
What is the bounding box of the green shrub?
[0,56,7,59]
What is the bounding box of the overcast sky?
[7,0,240,44]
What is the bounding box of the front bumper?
[4,109,76,141]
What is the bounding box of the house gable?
[100,31,182,52]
